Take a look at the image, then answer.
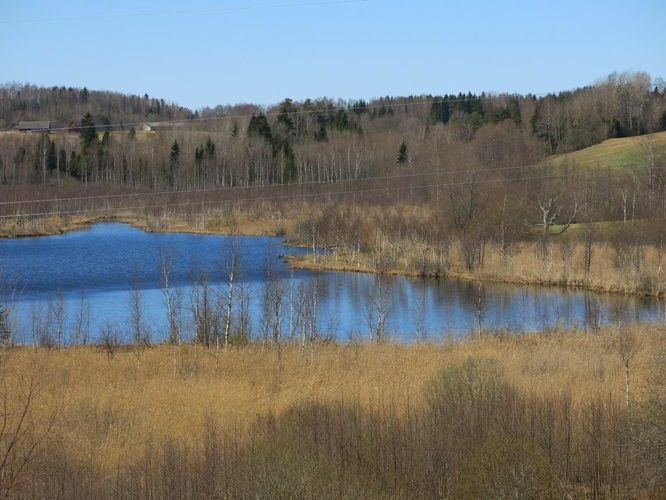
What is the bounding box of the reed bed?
[1,324,665,497]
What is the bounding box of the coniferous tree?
[169,140,180,188]
[277,99,296,135]
[397,141,408,164]
[80,113,96,150]
[194,146,204,167]
[170,140,180,164]
[430,101,450,124]
[204,137,216,159]
[314,125,328,142]
[247,114,272,142]
[58,148,67,175]
[333,110,350,131]
[46,138,57,172]
[282,141,296,181]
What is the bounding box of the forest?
[0,72,665,190]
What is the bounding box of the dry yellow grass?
[0,202,298,239]
[2,325,661,478]
[290,239,666,297]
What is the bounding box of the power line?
[0,162,551,206]
[0,170,640,220]
[0,93,548,135]
[0,160,654,207]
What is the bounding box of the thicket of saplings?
[0,325,665,498]
[286,189,666,296]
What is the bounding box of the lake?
[0,223,663,343]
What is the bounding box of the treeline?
[0,83,192,130]
[0,71,665,190]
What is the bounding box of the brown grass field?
[2,324,666,497]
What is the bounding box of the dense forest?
[0,72,665,190]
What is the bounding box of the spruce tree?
[282,141,296,181]
[204,137,216,159]
[46,138,57,171]
[396,141,408,164]
[169,140,180,188]
[314,125,328,142]
[80,113,96,150]
[277,99,296,135]
[247,114,272,142]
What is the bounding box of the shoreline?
[285,252,666,299]
[2,213,665,300]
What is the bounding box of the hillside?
[0,84,193,130]
[550,130,666,169]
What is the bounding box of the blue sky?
[2,0,665,109]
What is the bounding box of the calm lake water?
[0,223,663,343]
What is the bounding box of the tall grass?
[1,325,665,497]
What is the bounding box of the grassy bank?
[1,325,664,497]
[3,203,666,300]
[288,237,666,297]
[0,204,296,239]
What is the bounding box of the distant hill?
[0,73,664,190]
[0,84,194,130]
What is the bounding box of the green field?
[549,131,666,169]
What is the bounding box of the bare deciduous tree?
[364,277,391,342]
[0,372,57,499]
[129,271,150,371]
[160,251,182,346]
[190,270,219,348]
[223,238,239,352]
[611,326,637,406]
[98,321,121,360]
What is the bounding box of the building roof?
[17,121,51,131]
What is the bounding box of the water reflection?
[0,223,664,344]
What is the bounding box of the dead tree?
[530,194,584,240]
[526,193,584,266]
